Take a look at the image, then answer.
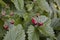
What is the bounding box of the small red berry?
[10,20,14,24]
[32,18,37,25]
[3,24,9,30]
[38,22,43,26]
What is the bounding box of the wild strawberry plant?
[0,0,60,40]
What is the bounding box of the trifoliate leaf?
[27,25,40,40]
[3,24,25,40]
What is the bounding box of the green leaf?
[3,24,25,40]
[57,10,60,18]
[0,19,6,40]
[26,3,34,11]
[0,19,4,26]
[36,15,48,23]
[38,18,55,38]
[51,18,60,30]
[27,25,40,40]
[50,2,57,12]
[57,33,60,40]
[0,0,6,7]
[37,0,52,13]
[23,13,30,22]
[14,17,24,25]
[54,0,60,7]
[47,38,54,40]
[11,0,24,10]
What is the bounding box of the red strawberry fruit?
[10,20,14,24]
[38,22,43,26]
[32,18,37,25]
[3,24,9,30]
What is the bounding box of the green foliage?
[26,3,34,11]
[3,24,25,40]
[0,0,6,7]
[27,25,40,40]
[36,0,52,13]
[57,33,60,40]
[0,19,6,40]
[0,0,60,40]
[51,18,60,30]
[11,0,24,10]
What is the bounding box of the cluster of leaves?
[0,0,60,40]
